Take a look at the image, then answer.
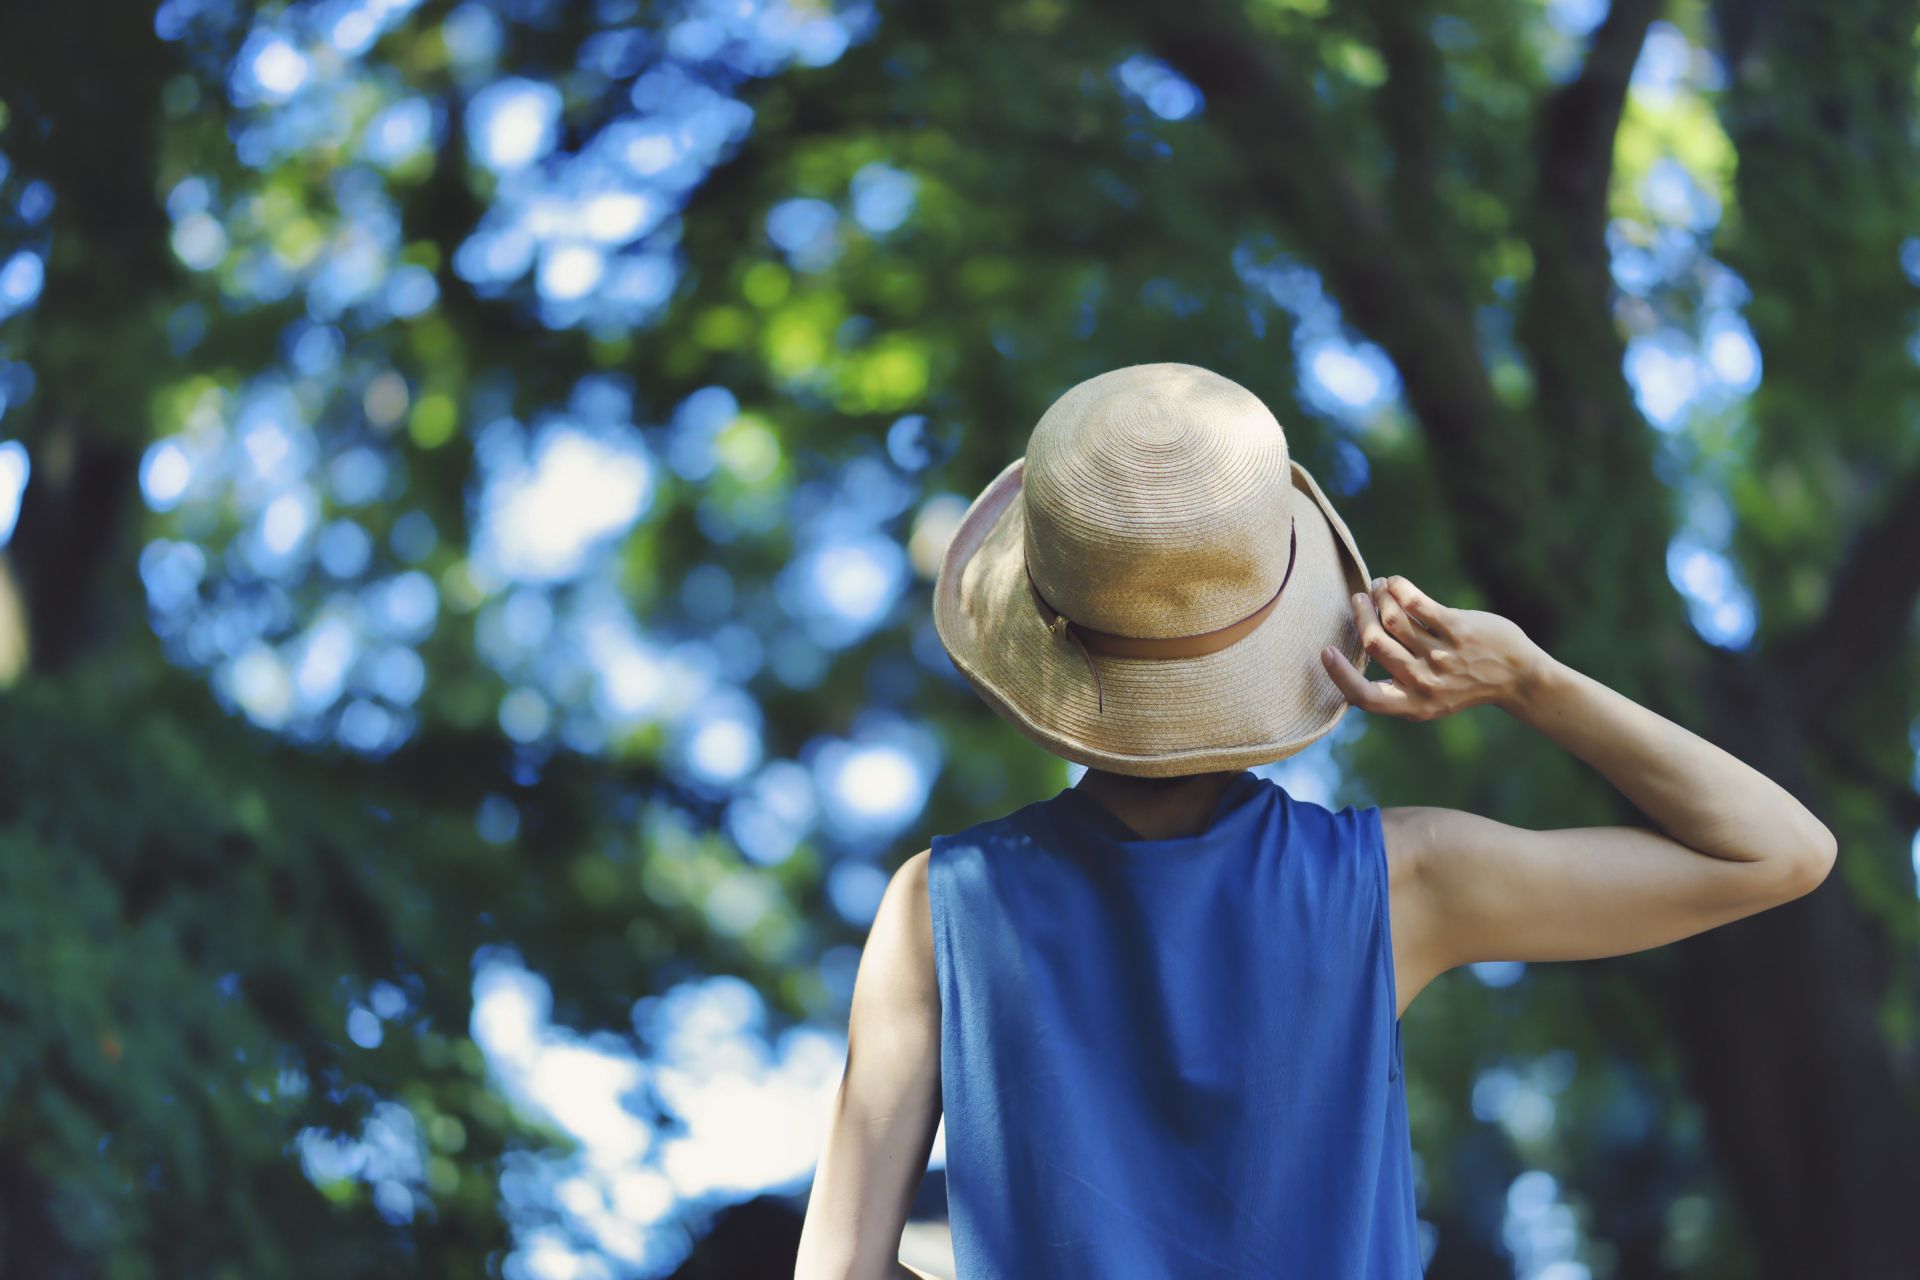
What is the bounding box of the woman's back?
[929,770,1422,1277]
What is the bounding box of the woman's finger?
[1320,644,1422,717]
[1351,590,1425,690]
[1369,578,1436,655]
[1379,575,1457,643]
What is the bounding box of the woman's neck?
[1069,767,1248,841]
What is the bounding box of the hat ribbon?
[1023,515,1298,714]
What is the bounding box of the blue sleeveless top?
[927,770,1421,1277]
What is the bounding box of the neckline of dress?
[1048,770,1270,851]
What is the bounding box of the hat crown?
[1023,363,1297,638]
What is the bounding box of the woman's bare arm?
[794,850,943,1280]
[1321,576,1837,991]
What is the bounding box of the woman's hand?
[1320,575,1547,721]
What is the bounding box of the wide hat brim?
[933,454,1372,778]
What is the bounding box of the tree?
[0,0,1914,1274]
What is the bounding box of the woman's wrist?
[1495,642,1562,719]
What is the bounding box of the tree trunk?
[1111,0,1920,1269]
[0,0,181,671]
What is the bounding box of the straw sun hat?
[933,362,1372,778]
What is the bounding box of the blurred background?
[0,0,1916,1275]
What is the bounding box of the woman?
[793,363,1835,1278]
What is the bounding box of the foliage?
[0,0,1915,1275]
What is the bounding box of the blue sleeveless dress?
[927,770,1421,1277]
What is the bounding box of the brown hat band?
[1024,516,1299,713]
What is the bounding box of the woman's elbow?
[793,1244,856,1280]
[796,1249,903,1280]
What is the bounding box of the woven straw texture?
[933,363,1371,777]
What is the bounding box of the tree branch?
[1099,0,1569,643]
[1771,459,1920,718]
[1705,0,1920,724]
[1514,0,1673,649]
[1535,0,1664,298]
[1363,0,1450,261]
